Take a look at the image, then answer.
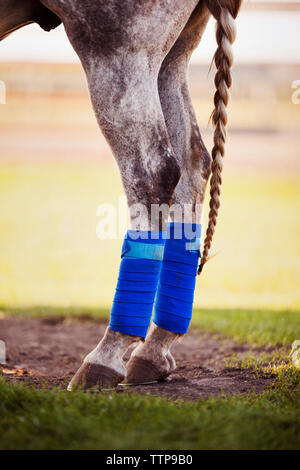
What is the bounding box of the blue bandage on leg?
[153,222,201,334]
[109,230,166,338]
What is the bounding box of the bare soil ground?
[0,317,276,401]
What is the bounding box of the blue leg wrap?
[109,230,166,338]
[153,222,201,334]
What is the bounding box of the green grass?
[192,308,300,346]
[0,368,299,450]
[1,304,299,450]
[1,305,299,347]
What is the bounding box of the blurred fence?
[0,62,299,101]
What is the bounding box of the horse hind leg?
[125,3,212,384]
[63,0,200,391]
[159,2,212,218]
[67,64,180,390]
[67,62,181,390]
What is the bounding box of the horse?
[0,0,242,390]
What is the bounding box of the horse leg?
[67,63,180,389]
[53,0,201,390]
[126,3,212,384]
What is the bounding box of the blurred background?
[0,0,299,311]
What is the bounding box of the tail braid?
[198,5,239,274]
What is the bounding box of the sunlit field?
[0,63,299,312]
[0,63,299,450]
[0,163,299,311]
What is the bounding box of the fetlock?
[125,323,181,384]
[67,327,141,391]
[85,327,140,375]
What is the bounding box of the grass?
[0,368,299,450]
[1,304,299,450]
[192,308,300,346]
[1,306,299,348]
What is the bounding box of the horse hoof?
[125,356,168,385]
[67,362,124,391]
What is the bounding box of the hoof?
[125,357,168,385]
[67,362,124,391]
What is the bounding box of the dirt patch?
[0,316,276,401]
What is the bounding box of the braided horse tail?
[198,0,242,274]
